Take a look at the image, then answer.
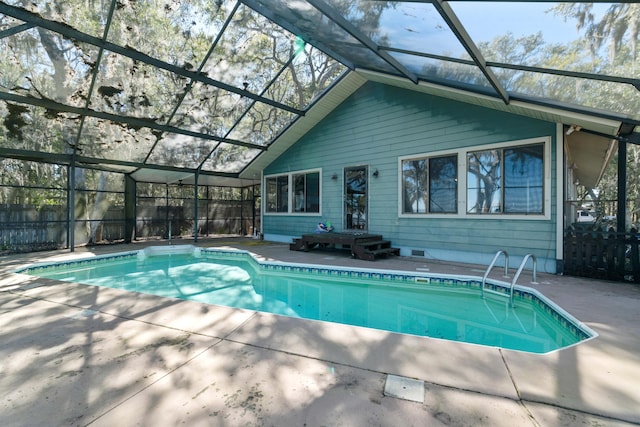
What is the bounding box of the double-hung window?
[401,154,458,214]
[265,170,320,214]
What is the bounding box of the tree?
[467,150,501,213]
[550,3,640,228]
[552,3,640,65]
[0,0,350,243]
[402,159,428,213]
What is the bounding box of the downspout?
[556,123,564,273]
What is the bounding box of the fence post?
[630,228,639,283]
[563,229,576,275]
[607,227,616,276]
[616,231,626,280]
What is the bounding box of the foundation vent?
[411,249,425,257]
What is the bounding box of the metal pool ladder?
[509,254,538,305]
[482,251,538,305]
[481,250,509,298]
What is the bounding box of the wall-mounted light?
[566,124,582,136]
[372,169,379,178]
[331,173,338,180]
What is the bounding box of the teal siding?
[264,82,559,272]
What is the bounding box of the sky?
[452,2,586,45]
[374,2,612,56]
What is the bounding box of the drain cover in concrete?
[67,309,98,319]
[384,375,424,403]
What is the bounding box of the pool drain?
[67,309,98,319]
[383,374,425,403]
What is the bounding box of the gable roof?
[0,1,637,186]
[242,68,620,190]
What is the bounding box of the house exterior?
[257,74,618,274]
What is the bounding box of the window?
[402,154,457,214]
[266,175,288,213]
[467,143,544,214]
[293,172,320,212]
[265,170,320,214]
[399,138,548,219]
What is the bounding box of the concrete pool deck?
[1,238,639,426]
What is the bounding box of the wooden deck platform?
[289,232,400,261]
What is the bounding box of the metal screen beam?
[153,1,242,169]
[431,0,510,104]
[73,0,118,165]
[488,61,640,91]
[0,147,72,165]
[0,22,34,39]
[0,146,241,178]
[307,0,418,84]
[0,3,304,117]
[241,0,355,69]
[0,91,267,151]
[381,45,640,92]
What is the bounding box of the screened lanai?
[1,0,639,251]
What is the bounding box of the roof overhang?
[246,69,620,190]
[565,131,617,190]
[356,69,623,138]
[355,69,621,190]
[129,169,259,187]
[240,72,368,180]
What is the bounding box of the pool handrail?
[481,250,509,298]
[510,253,538,305]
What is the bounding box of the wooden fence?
[564,227,640,283]
[0,200,258,254]
[0,205,66,253]
[0,221,65,253]
[136,200,257,239]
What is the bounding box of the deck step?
[360,240,391,248]
[289,238,301,251]
[290,232,399,260]
[364,247,400,256]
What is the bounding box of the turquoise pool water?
[20,247,594,354]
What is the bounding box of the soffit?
[566,132,616,190]
[130,168,257,187]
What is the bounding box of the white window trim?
[398,137,552,220]
[263,168,322,216]
[398,149,459,218]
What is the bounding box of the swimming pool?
[18,245,595,354]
